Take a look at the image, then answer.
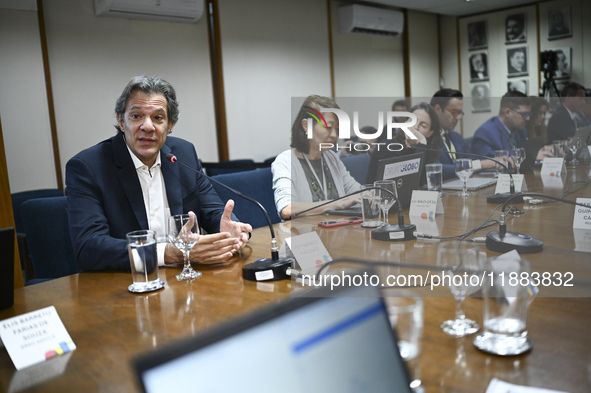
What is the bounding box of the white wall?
[0,8,56,192]
[407,10,440,99]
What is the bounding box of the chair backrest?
[11,188,64,235]
[0,227,15,308]
[340,153,371,184]
[21,196,79,280]
[203,159,257,176]
[211,168,281,229]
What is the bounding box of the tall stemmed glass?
[373,180,397,226]
[437,241,480,337]
[566,136,582,166]
[511,147,525,174]
[455,159,473,197]
[168,213,202,281]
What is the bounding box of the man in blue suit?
[66,75,251,272]
[471,91,530,159]
[546,82,585,144]
[430,89,495,179]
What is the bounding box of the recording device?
[417,147,523,204]
[166,154,293,281]
[291,186,416,242]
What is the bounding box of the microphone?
[416,146,523,204]
[291,186,416,242]
[166,153,293,281]
[485,192,590,253]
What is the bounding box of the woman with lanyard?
[272,95,361,220]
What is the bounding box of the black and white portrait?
[468,21,487,50]
[507,80,528,95]
[471,83,491,113]
[553,47,571,79]
[548,6,571,40]
[469,52,488,81]
[505,13,526,43]
[507,46,528,77]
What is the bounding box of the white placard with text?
[573,198,591,229]
[494,174,527,194]
[540,157,566,177]
[281,231,332,275]
[409,190,444,218]
[0,306,76,370]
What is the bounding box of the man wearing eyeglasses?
[430,89,496,179]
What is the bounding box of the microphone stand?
[291,186,416,242]
[417,146,523,204]
[486,192,589,253]
[166,154,293,281]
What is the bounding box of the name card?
[281,231,332,275]
[573,228,591,253]
[573,198,591,229]
[494,174,527,194]
[0,306,76,370]
[540,157,566,177]
[409,190,444,218]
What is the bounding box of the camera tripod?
[540,70,559,100]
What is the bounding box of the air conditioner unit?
[338,4,403,37]
[94,0,204,23]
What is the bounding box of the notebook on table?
[134,284,412,393]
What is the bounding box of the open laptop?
[442,176,497,191]
[134,284,412,393]
[375,152,425,208]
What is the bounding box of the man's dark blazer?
[471,116,527,158]
[547,104,577,144]
[66,132,228,272]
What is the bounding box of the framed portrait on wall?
[469,52,488,81]
[468,21,487,50]
[507,79,528,95]
[505,13,526,44]
[551,47,571,79]
[548,6,571,40]
[507,46,528,77]
[471,83,491,113]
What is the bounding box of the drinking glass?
[454,159,473,197]
[373,180,397,226]
[437,242,480,337]
[566,136,582,166]
[425,163,443,194]
[361,184,382,228]
[494,150,508,177]
[168,213,202,280]
[510,147,525,174]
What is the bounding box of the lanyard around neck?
[303,153,327,199]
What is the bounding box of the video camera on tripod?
[540,50,559,98]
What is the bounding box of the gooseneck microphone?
[166,153,293,281]
[486,192,590,253]
[291,186,416,242]
[416,146,523,204]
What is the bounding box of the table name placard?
[540,157,565,177]
[0,306,76,370]
[573,198,591,229]
[409,190,444,219]
[280,232,332,275]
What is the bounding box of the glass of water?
[454,159,473,197]
[168,213,202,281]
[425,163,443,194]
[126,230,164,293]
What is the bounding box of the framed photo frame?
[507,46,528,77]
[469,52,489,82]
[552,47,571,79]
[468,20,487,50]
[471,83,491,113]
[507,79,528,95]
[548,6,571,40]
[505,13,526,44]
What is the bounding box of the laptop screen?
[375,152,425,208]
[134,285,412,393]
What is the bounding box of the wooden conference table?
[1,167,590,393]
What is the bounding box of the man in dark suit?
[66,75,251,272]
[430,89,495,179]
[546,82,585,144]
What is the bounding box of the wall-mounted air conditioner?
[94,0,204,23]
[338,4,404,37]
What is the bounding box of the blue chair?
[203,159,256,176]
[341,154,371,184]
[11,188,64,281]
[21,196,79,284]
[211,168,281,229]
